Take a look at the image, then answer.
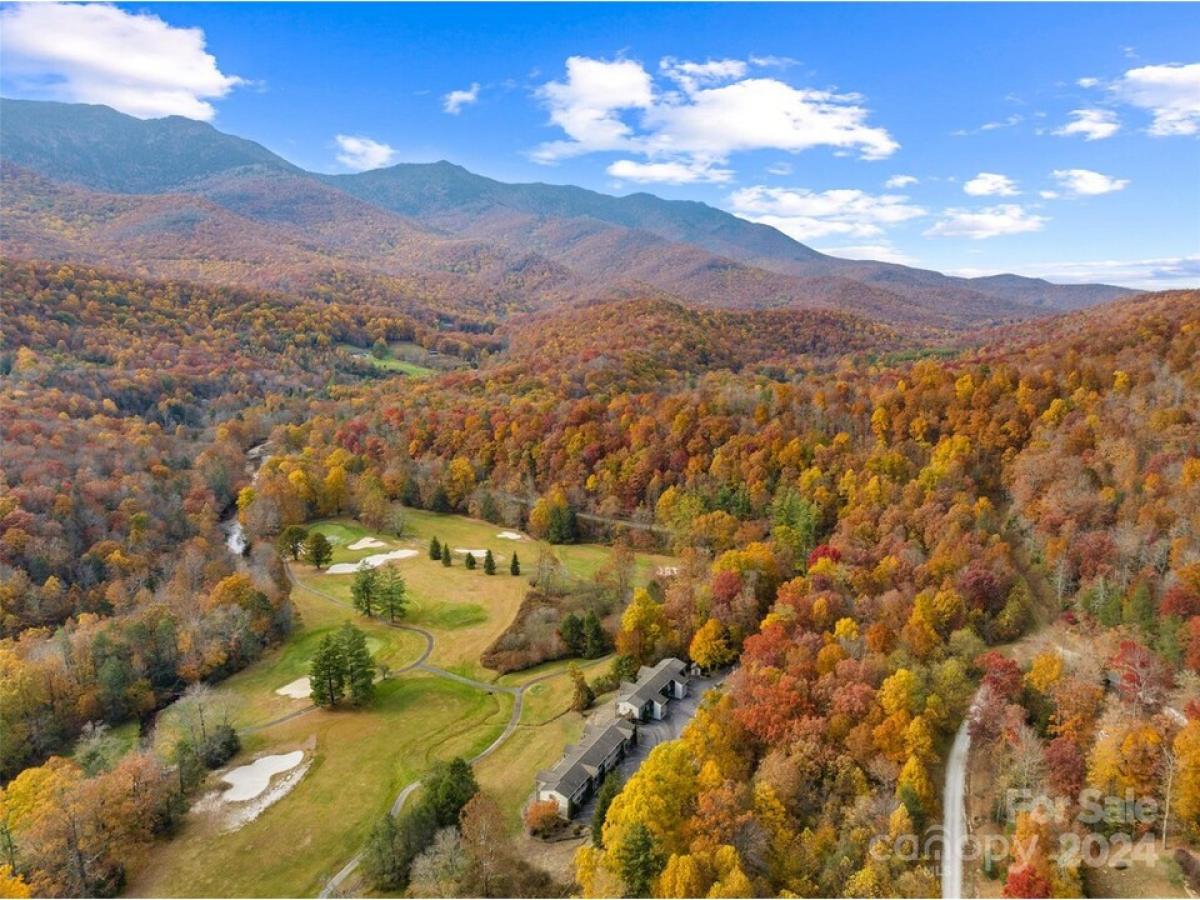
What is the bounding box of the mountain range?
[0,98,1134,331]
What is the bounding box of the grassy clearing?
[338,343,436,378]
[153,574,425,741]
[129,674,511,899]
[301,510,675,679]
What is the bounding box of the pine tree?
[429,536,442,560]
[510,551,521,576]
[424,757,479,827]
[614,821,663,898]
[442,548,452,567]
[592,771,623,847]
[560,612,585,655]
[351,564,379,617]
[583,610,607,658]
[379,568,408,622]
[304,532,333,569]
[340,622,375,706]
[465,551,477,570]
[483,549,496,575]
[310,633,346,707]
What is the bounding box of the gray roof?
[617,657,689,708]
[536,718,635,797]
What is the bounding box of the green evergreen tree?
[546,503,578,544]
[441,547,452,567]
[276,525,309,561]
[583,610,607,659]
[560,612,585,655]
[424,757,479,827]
[379,568,408,623]
[614,821,664,898]
[340,622,375,706]
[304,532,333,569]
[309,633,346,707]
[1124,582,1156,634]
[510,551,521,576]
[351,564,379,617]
[465,551,477,570]
[592,771,623,847]
[483,549,496,575]
[429,536,442,560]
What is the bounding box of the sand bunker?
[275,676,312,699]
[453,547,491,558]
[348,536,387,550]
[221,751,305,802]
[656,566,680,577]
[496,531,525,540]
[194,749,312,832]
[327,548,418,574]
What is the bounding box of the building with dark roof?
[534,718,637,817]
[616,657,690,721]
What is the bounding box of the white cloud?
[531,55,898,177]
[963,172,1019,196]
[767,162,793,176]
[885,174,918,189]
[531,57,654,163]
[1077,77,1100,88]
[1051,168,1129,196]
[949,255,1199,291]
[334,134,398,171]
[925,205,1047,239]
[659,57,747,92]
[952,114,1022,136]
[728,185,925,241]
[1054,108,1121,140]
[0,2,242,120]
[814,242,918,265]
[1112,62,1200,136]
[607,158,733,184]
[443,83,480,114]
[1039,190,1060,200]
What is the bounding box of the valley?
[0,74,1196,900]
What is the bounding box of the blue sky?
[2,2,1198,288]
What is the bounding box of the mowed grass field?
[126,507,675,897]
[129,674,511,898]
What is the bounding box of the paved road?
[941,695,979,899]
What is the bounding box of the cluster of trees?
[309,622,376,708]
[428,537,504,574]
[969,643,1200,895]
[361,757,566,897]
[0,683,241,897]
[351,565,409,621]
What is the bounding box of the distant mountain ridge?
[0,98,1136,328]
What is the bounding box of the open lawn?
[128,674,511,898]
[299,510,676,680]
[337,342,436,378]
[153,578,426,740]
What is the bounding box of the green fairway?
[129,674,511,899]
[338,342,437,378]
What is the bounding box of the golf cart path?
[277,565,557,898]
